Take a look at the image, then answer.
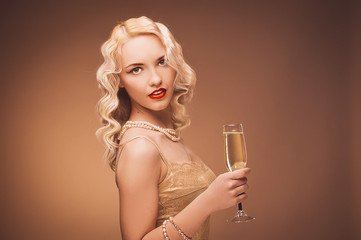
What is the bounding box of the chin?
[151,105,170,112]
[149,101,172,112]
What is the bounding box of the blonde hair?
[96,16,196,171]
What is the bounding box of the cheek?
[121,74,143,90]
[164,68,176,84]
[124,78,150,100]
[124,83,143,96]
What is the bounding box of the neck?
[128,105,174,129]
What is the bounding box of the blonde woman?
[96,16,251,240]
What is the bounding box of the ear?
[118,73,125,88]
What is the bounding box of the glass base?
[228,210,255,223]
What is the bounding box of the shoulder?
[120,135,160,161]
[116,133,162,187]
[120,127,163,144]
[119,128,164,157]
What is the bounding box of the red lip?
[149,88,166,99]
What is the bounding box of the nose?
[149,68,162,87]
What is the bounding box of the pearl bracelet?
[169,217,192,240]
[162,219,170,240]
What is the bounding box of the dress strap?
[115,135,168,168]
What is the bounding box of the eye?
[129,67,142,74]
[158,58,166,66]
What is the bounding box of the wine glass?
[223,123,255,223]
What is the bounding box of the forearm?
[139,168,251,239]
[142,191,212,240]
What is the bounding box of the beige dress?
[117,136,216,240]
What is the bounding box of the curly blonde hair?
[96,16,197,171]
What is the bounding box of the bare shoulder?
[116,131,162,188]
[120,135,160,162]
[120,127,163,144]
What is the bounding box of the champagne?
[223,123,254,223]
[224,132,247,171]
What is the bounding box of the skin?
[119,34,175,127]
[116,34,251,240]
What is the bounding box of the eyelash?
[128,67,141,74]
[158,59,166,66]
[127,59,166,74]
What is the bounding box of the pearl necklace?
[118,120,181,142]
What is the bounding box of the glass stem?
[238,203,243,211]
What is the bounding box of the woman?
[96,16,251,240]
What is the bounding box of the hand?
[202,168,251,213]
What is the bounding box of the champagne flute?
[223,123,255,223]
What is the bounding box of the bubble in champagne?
[231,162,247,170]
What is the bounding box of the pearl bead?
[119,121,181,141]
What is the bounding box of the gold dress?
[117,136,216,240]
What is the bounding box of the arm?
[146,168,251,239]
[116,138,251,240]
[115,137,161,240]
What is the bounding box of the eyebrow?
[125,55,165,69]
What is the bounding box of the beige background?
[1,0,360,239]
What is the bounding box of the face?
[118,34,176,113]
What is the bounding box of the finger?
[236,192,248,203]
[230,168,251,179]
[230,177,247,188]
[235,183,249,195]
[237,192,246,197]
